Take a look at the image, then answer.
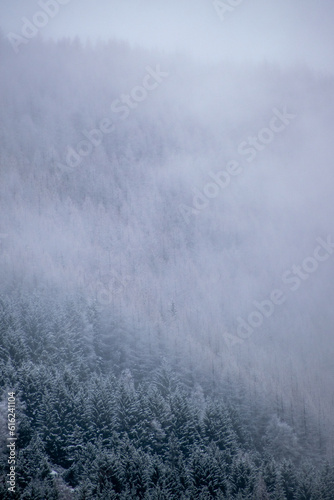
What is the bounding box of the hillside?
[0,36,334,498]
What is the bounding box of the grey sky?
[1,0,334,73]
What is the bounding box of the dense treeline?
[0,36,333,457]
[0,294,334,499]
[1,35,334,497]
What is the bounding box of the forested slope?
[0,35,334,498]
[1,293,334,498]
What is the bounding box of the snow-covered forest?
[0,18,334,499]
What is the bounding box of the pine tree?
[203,402,238,454]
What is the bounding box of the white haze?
[1,0,334,74]
[0,2,334,454]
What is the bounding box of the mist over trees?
[0,34,334,498]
